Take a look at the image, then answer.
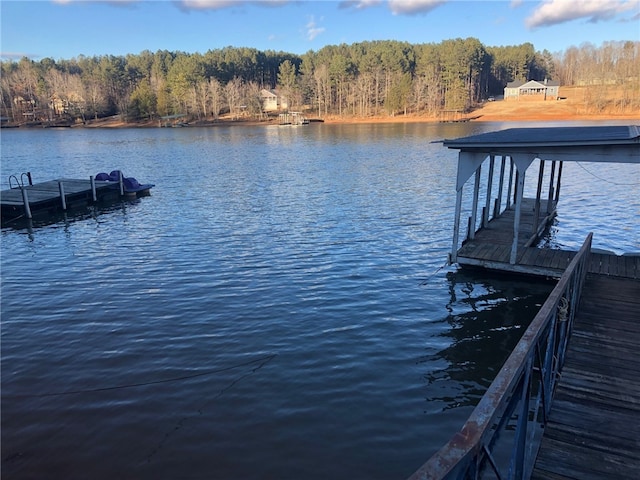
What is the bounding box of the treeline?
[1,39,638,124]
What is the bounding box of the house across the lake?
[504,79,560,101]
[261,89,278,112]
[261,89,290,112]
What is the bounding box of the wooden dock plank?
[622,255,637,278]
[552,369,640,407]
[533,436,639,480]
[607,253,621,276]
[518,246,540,266]
[493,244,511,263]
[537,249,556,269]
[540,398,639,457]
[531,275,640,480]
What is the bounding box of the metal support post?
[58,181,67,210]
[90,175,97,202]
[21,186,32,219]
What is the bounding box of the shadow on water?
[421,268,554,412]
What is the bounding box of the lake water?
[1,121,637,479]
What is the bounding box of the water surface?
[1,121,635,479]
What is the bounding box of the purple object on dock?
[95,170,155,194]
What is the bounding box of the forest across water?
[1,39,638,127]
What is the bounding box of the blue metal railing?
[409,233,593,480]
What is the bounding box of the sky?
[1,0,639,61]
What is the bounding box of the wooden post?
[58,181,67,210]
[451,187,464,263]
[90,175,97,202]
[555,161,563,203]
[484,156,495,227]
[547,161,556,214]
[495,156,506,218]
[469,165,482,240]
[21,186,32,219]
[506,157,514,209]
[534,160,545,235]
[511,169,526,264]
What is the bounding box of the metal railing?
[8,172,32,189]
[409,233,593,480]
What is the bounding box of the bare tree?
[313,64,330,117]
[208,77,223,119]
[67,73,88,122]
[194,80,209,119]
[243,80,263,118]
[8,60,40,122]
[224,76,243,119]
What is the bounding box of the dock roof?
[444,125,639,167]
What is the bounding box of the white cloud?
[180,0,238,9]
[53,0,137,4]
[305,15,326,41]
[179,0,289,9]
[387,0,448,15]
[526,0,640,28]
[333,0,448,15]
[338,0,384,9]
[0,52,39,60]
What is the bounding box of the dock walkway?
[531,274,640,479]
[456,198,640,279]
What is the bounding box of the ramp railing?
[409,233,592,480]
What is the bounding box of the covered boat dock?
[407,125,639,479]
[444,125,640,278]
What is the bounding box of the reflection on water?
[1,198,143,237]
[420,269,552,414]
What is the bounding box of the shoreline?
[4,96,639,129]
[6,111,636,130]
[4,111,638,130]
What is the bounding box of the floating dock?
[1,172,153,224]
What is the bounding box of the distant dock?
[278,112,309,126]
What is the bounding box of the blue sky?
[1,0,639,61]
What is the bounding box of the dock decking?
[531,274,640,479]
[456,198,640,279]
[1,178,121,222]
